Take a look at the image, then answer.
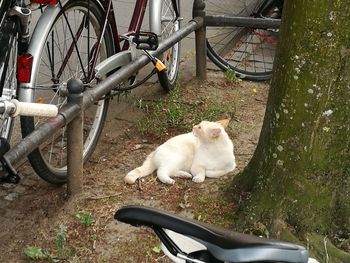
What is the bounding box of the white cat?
[124,119,236,185]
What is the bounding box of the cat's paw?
[192,175,205,183]
[124,173,138,184]
[175,171,192,179]
[160,178,175,185]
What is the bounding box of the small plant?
[152,245,162,253]
[224,68,243,82]
[56,224,67,257]
[91,234,97,241]
[23,246,52,261]
[74,211,96,226]
[23,224,76,261]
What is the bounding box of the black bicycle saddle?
[115,205,309,263]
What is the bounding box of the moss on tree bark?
[233,1,350,262]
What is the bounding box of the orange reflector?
[17,53,33,83]
[36,98,44,104]
[166,50,171,61]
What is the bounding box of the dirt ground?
[0,61,269,262]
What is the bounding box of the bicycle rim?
[206,0,278,80]
[158,0,180,91]
[21,0,113,183]
[0,21,17,140]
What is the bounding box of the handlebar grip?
[11,99,58,117]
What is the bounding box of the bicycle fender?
[18,3,65,102]
[94,51,132,80]
[18,0,106,102]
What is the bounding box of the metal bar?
[3,18,203,168]
[3,114,65,165]
[66,78,84,197]
[2,104,79,166]
[83,17,202,108]
[193,0,206,80]
[205,15,281,29]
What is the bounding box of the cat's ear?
[216,119,230,129]
[210,128,222,138]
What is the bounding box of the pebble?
[4,192,17,201]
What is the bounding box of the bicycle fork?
[9,5,32,53]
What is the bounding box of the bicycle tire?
[205,0,279,81]
[21,0,114,184]
[157,0,181,91]
[0,16,17,140]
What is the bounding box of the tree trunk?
[235,0,350,261]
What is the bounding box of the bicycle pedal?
[132,31,158,51]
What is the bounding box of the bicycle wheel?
[21,0,114,184]
[205,0,280,81]
[0,18,17,140]
[157,0,181,91]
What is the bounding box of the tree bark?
[235,0,350,261]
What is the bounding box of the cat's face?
[192,119,229,141]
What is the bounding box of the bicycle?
[115,205,321,263]
[17,0,181,184]
[205,0,283,81]
[0,0,31,141]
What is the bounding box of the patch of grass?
[224,68,244,83]
[188,178,237,228]
[56,224,67,258]
[23,246,51,261]
[136,84,236,139]
[109,228,163,262]
[23,224,76,262]
[74,211,96,227]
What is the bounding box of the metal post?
[193,0,206,80]
[66,78,84,197]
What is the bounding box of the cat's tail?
[124,151,156,184]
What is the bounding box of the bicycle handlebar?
[0,99,58,117]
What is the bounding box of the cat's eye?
[198,126,201,129]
